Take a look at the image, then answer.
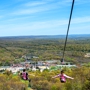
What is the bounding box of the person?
[52,70,74,83]
[20,69,28,80]
[20,69,31,87]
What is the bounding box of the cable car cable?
[61,0,75,63]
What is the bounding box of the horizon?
[0,34,90,38]
[0,0,90,37]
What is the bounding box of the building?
[84,53,90,57]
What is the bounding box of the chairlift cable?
[61,0,75,63]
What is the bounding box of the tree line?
[0,38,90,65]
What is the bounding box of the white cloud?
[24,2,46,7]
[0,16,90,36]
[71,17,90,24]
[0,0,90,36]
[12,7,50,15]
[1,16,90,31]
[11,0,72,16]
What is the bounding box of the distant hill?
[0,34,90,40]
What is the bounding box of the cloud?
[1,16,90,31]
[71,16,90,24]
[0,0,90,36]
[0,16,90,36]
[11,0,72,16]
[4,0,85,17]
[11,7,50,15]
[24,2,46,7]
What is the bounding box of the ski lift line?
[62,0,75,62]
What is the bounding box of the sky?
[0,0,90,37]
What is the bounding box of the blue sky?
[0,0,90,37]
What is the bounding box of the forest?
[0,66,90,90]
[0,35,90,65]
[0,35,90,90]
